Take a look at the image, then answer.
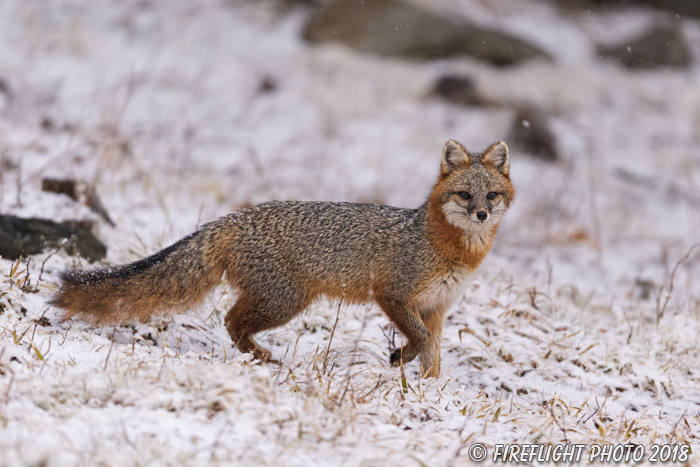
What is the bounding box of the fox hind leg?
[224,294,269,361]
[224,292,310,362]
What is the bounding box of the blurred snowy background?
[0,0,699,465]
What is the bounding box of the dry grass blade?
[103,324,117,372]
[20,258,32,291]
[8,256,22,279]
[656,243,699,323]
[28,308,48,354]
[3,374,14,404]
[323,286,345,374]
[38,237,70,284]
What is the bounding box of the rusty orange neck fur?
[425,188,497,271]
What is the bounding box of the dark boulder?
[432,75,494,107]
[42,177,116,227]
[42,178,79,201]
[303,0,552,65]
[508,107,559,163]
[0,215,107,262]
[647,0,700,19]
[561,0,700,19]
[598,22,691,69]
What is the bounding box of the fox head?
[432,140,515,233]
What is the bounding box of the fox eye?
[487,192,498,200]
[457,191,470,200]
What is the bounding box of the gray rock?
[647,0,700,19]
[42,178,79,201]
[598,22,691,69]
[0,215,107,262]
[508,107,559,162]
[561,0,700,20]
[42,177,116,227]
[303,0,551,65]
[432,75,493,107]
[0,78,10,99]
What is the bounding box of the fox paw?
[390,348,409,366]
[389,349,400,366]
[253,348,272,363]
[390,346,419,366]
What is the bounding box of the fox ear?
[442,140,471,174]
[482,141,509,176]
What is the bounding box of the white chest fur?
[414,267,471,313]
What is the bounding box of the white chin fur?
[442,199,505,245]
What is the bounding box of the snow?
[1,0,699,465]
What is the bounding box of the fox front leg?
[378,298,431,367]
[390,309,445,378]
[417,308,446,378]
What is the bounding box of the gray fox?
[51,140,515,377]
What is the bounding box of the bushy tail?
[51,219,231,325]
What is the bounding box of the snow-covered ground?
[0,0,699,465]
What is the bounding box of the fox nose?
[476,211,488,222]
